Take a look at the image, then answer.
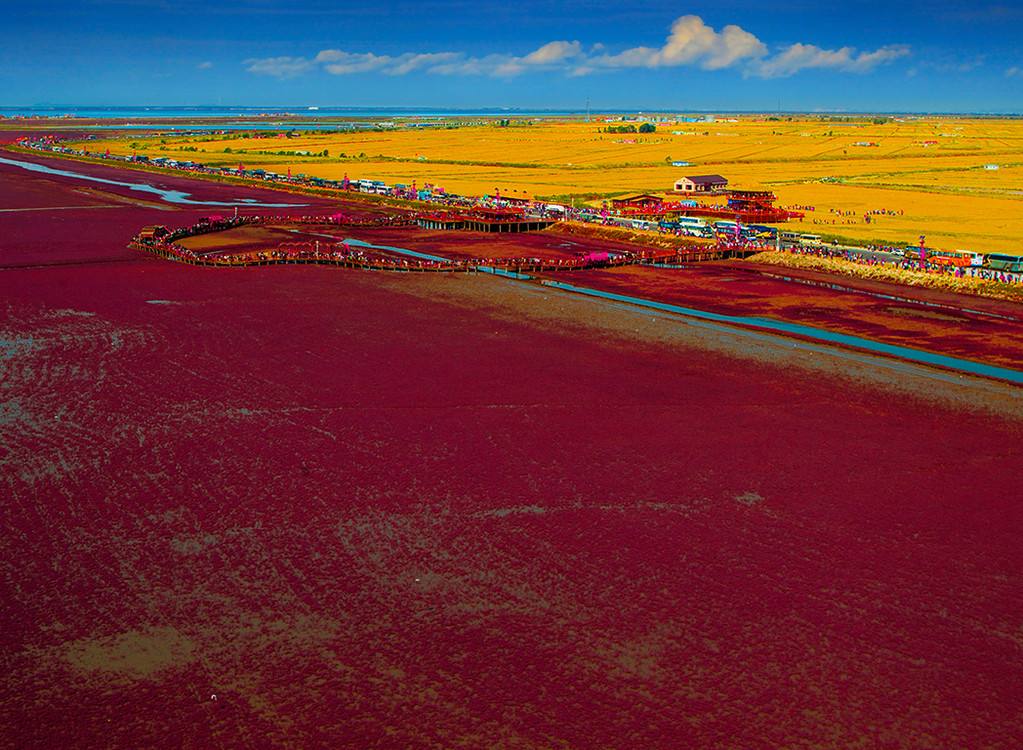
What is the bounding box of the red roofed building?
[674,174,729,193]
[610,193,664,210]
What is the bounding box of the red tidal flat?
[554,263,1023,371]
[2,148,1023,749]
[0,153,361,267]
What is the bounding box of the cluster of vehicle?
[575,212,779,241]
[18,137,1023,272]
[150,157,432,200]
[894,246,1023,272]
[779,231,822,246]
[780,230,1023,273]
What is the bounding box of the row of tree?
[601,123,657,134]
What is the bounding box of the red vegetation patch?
[181,223,636,264]
[0,152,347,267]
[553,263,1023,371]
[2,146,1023,748]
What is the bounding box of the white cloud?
[523,40,581,65]
[429,54,510,77]
[315,50,393,74]
[657,15,766,69]
[243,15,909,81]
[589,15,766,71]
[934,55,985,73]
[387,52,462,75]
[752,43,910,78]
[492,60,526,77]
[313,49,464,76]
[844,44,912,72]
[196,61,213,70]
[1007,66,1022,78]
[305,41,582,79]
[244,56,314,79]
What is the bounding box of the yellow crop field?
[83,116,1023,252]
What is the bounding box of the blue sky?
[2,0,1022,111]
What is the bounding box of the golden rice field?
[83,117,1023,253]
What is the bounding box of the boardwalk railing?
[131,215,759,273]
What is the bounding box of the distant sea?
[0,106,711,132]
[1,106,604,119]
[4,106,1015,124]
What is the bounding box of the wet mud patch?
[481,505,548,518]
[735,491,764,507]
[882,305,964,322]
[170,532,219,555]
[593,623,679,681]
[0,336,37,360]
[64,627,195,681]
[44,308,97,319]
[0,399,30,427]
[1,305,160,492]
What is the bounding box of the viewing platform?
[417,208,556,233]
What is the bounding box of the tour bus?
[677,225,712,238]
[900,246,980,266]
[986,253,1023,273]
[748,224,778,238]
[927,249,984,268]
[714,221,744,238]
[630,219,658,231]
[798,234,823,246]
[676,216,708,229]
[578,211,602,223]
[658,220,679,231]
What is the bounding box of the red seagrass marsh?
[2,139,1023,750]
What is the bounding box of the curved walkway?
[131,216,1023,385]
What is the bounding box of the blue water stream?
[342,235,1023,383]
[6,152,1019,383]
[0,155,307,208]
[539,280,1023,384]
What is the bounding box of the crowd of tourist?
[134,215,658,272]
[18,134,1022,287]
[783,242,1023,285]
[812,206,907,226]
